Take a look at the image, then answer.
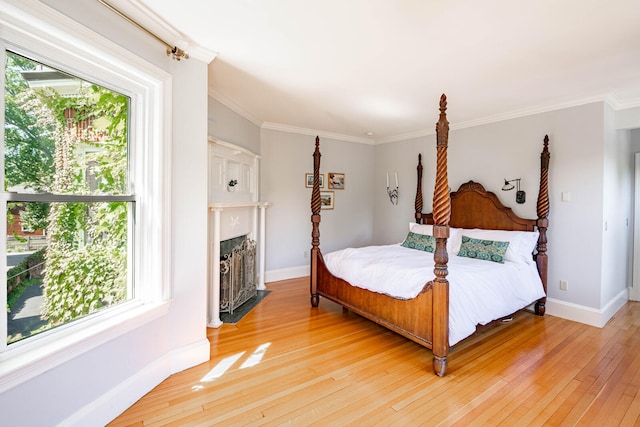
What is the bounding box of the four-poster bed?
[309,94,550,376]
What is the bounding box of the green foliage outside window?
[5,51,130,335]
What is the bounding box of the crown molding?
[452,94,611,130]
[208,87,640,146]
[377,93,629,145]
[182,44,218,64]
[605,93,640,110]
[208,89,376,144]
[208,88,263,127]
[261,122,375,145]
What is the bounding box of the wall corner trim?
[60,338,210,427]
[546,289,628,328]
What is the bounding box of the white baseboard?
[265,265,309,283]
[603,289,630,326]
[60,338,210,427]
[169,338,211,374]
[546,289,628,328]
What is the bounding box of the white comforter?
[323,244,545,346]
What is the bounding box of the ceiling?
[127,0,640,143]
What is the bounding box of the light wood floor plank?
[109,278,640,426]
[619,391,640,426]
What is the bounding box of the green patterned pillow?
[401,231,436,252]
[457,235,509,263]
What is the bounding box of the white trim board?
[265,265,309,284]
[59,338,210,427]
[631,152,640,302]
[546,289,629,328]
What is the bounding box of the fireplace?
[219,235,257,314]
[208,137,269,328]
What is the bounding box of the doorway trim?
[631,153,640,301]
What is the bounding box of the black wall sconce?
[502,178,526,204]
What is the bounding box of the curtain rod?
[97,0,189,61]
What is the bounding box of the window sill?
[0,299,171,393]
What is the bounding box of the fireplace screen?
[220,236,257,314]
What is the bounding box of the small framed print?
[305,173,324,188]
[320,191,334,209]
[328,172,345,190]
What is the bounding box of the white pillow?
[460,228,539,266]
[448,227,464,255]
[409,222,432,236]
[409,223,462,254]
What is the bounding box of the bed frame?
[309,94,550,376]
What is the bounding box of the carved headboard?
[420,181,537,231]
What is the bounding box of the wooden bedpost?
[310,136,322,307]
[415,154,424,224]
[432,94,451,376]
[535,135,550,315]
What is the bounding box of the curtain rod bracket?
[167,46,189,61]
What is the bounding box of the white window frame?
[0,1,172,392]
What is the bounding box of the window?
[0,2,171,391]
[5,51,133,344]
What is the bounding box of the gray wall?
[373,135,435,245]
[208,97,261,154]
[260,129,375,273]
[632,128,640,149]
[373,102,620,312]
[211,96,637,315]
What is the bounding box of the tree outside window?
[4,51,132,343]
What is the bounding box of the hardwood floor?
[110,278,640,426]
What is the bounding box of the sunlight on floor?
[240,342,271,369]
[200,352,245,384]
[193,342,272,391]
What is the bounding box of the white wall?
[168,57,210,363]
[260,129,374,279]
[0,1,210,425]
[601,104,633,317]
[617,106,640,130]
[628,129,640,302]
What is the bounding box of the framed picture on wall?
[305,173,324,188]
[328,172,345,190]
[320,191,334,209]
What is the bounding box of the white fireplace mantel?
[208,202,270,328]
[208,138,269,328]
